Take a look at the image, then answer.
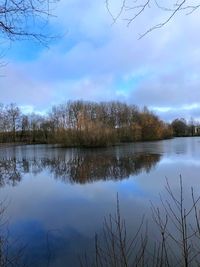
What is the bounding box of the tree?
[188,117,197,136]
[20,114,30,142]
[171,118,188,137]
[0,0,58,44]
[106,0,200,38]
[6,103,21,142]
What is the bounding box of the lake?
[0,137,200,266]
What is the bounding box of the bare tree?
[6,103,21,142]
[80,176,200,267]
[0,0,59,44]
[106,0,200,38]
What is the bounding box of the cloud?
[153,104,200,122]
[0,64,53,111]
[0,0,200,120]
[131,69,200,107]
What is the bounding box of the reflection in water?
[0,145,162,266]
[0,158,22,187]
[1,139,200,267]
[0,147,161,187]
[45,153,161,183]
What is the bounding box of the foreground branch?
[106,0,200,38]
[81,176,200,266]
[0,0,59,44]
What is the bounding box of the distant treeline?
[0,101,198,147]
[171,118,200,137]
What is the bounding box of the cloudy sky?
[0,0,200,121]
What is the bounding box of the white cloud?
[0,0,200,120]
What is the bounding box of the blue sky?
[1,0,200,121]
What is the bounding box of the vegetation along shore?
[0,101,198,147]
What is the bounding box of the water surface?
[0,137,200,266]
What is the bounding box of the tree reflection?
[0,158,22,187]
[0,149,161,187]
[50,153,161,184]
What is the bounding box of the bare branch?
[0,0,59,45]
[106,0,200,38]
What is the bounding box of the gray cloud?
[153,105,200,122]
[0,0,200,120]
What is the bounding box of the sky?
[0,0,200,121]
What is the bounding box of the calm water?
[0,137,200,266]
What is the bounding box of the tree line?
[171,118,200,137]
[0,101,197,147]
